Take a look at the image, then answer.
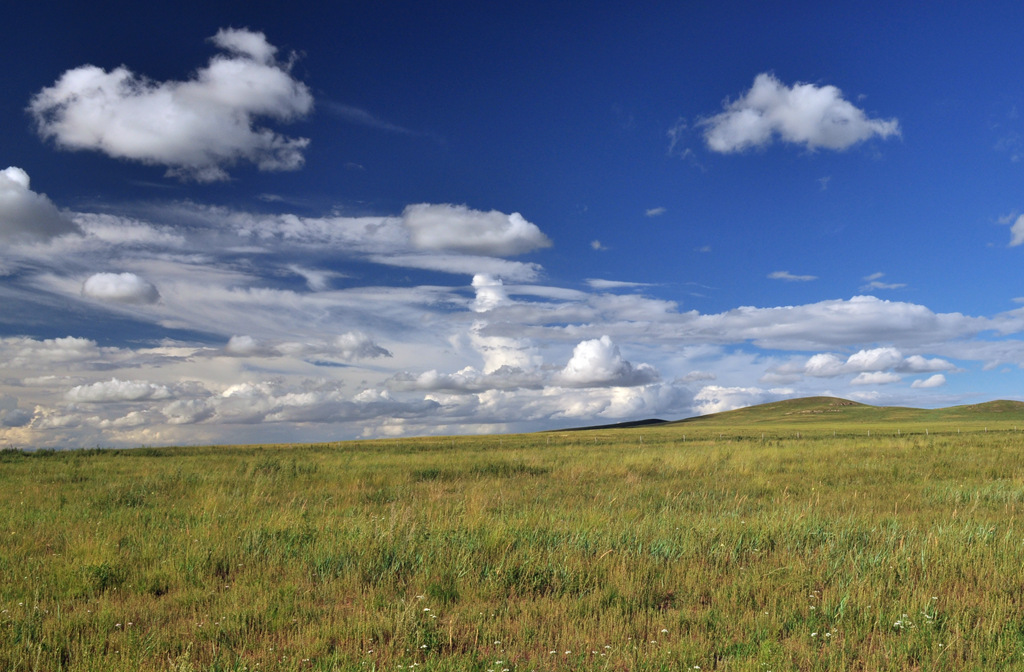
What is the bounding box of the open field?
[3,398,1024,670]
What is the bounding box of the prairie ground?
[3,418,1024,670]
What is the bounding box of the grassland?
[3,397,1024,670]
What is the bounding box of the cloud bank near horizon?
[1,164,1022,448]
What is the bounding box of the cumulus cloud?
[66,378,173,403]
[0,167,79,242]
[798,347,953,381]
[225,335,270,357]
[701,73,900,153]
[0,336,115,369]
[557,335,659,387]
[328,332,393,360]
[688,296,980,351]
[911,374,946,389]
[693,385,794,415]
[768,270,817,282]
[472,274,511,312]
[0,396,33,427]
[162,399,215,425]
[898,355,955,373]
[846,346,904,372]
[402,203,551,256]
[803,353,846,377]
[1009,214,1024,247]
[850,371,902,385]
[28,28,313,181]
[82,272,160,304]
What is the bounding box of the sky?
[3,1,1024,448]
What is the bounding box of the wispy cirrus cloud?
[768,270,817,282]
[320,101,417,135]
[861,272,906,291]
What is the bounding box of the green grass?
[3,406,1024,670]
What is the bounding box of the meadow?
[3,397,1024,670]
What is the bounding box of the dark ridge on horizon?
[551,418,669,432]
[555,396,1024,432]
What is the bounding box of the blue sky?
[3,1,1024,447]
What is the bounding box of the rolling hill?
[665,396,1024,430]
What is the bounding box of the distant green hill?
[665,396,1024,432]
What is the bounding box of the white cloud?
[162,399,215,425]
[210,26,279,63]
[288,265,338,291]
[686,296,980,351]
[693,385,794,415]
[557,336,659,388]
[911,374,946,388]
[860,272,907,291]
[586,279,654,290]
[471,274,511,312]
[0,167,79,242]
[797,347,953,382]
[321,101,418,135]
[28,28,313,181]
[388,365,545,393]
[469,321,541,374]
[82,272,160,304]
[8,180,1024,448]
[804,353,846,377]
[646,207,667,217]
[846,346,904,372]
[850,371,902,385]
[223,332,391,361]
[327,332,393,360]
[66,378,173,403]
[225,335,271,357]
[402,203,551,256]
[371,253,542,281]
[666,118,690,157]
[768,270,817,282]
[0,336,116,369]
[898,355,955,373]
[701,73,900,153]
[1009,214,1024,247]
